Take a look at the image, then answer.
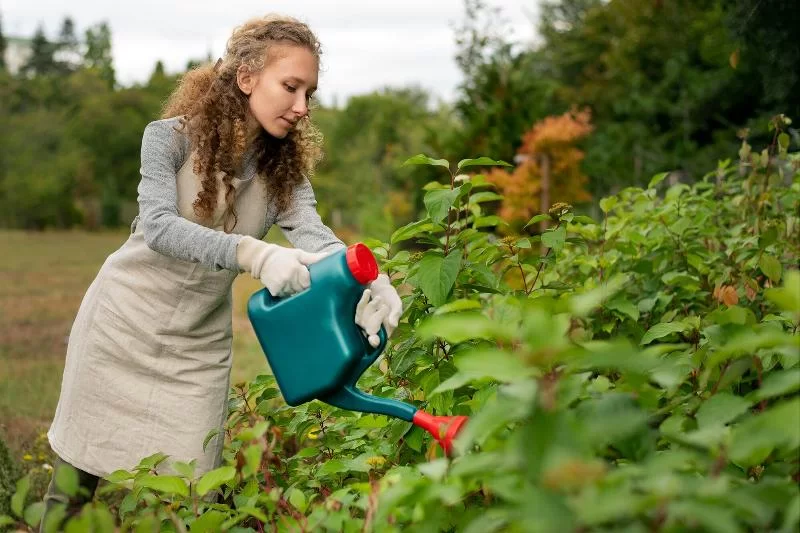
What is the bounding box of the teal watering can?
[247,243,467,455]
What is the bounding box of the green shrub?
[2,117,798,532]
[0,433,19,524]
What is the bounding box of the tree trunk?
[539,153,551,233]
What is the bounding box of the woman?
[41,13,402,526]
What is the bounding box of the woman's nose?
[292,96,308,118]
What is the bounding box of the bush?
[0,433,19,523]
[3,117,798,532]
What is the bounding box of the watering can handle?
[353,326,387,380]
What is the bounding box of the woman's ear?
[236,65,254,95]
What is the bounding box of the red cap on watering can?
[346,243,379,284]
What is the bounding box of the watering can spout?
[322,386,468,457]
[322,384,417,422]
[412,411,468,457]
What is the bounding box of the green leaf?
[135,452,169,471]
[417,313,512,344]
[669,501,744,533]
[402,154,450,169]
[474,215,506,229]
[457,157,512,171]
[730,398,800,467]
[294,447,320,459]
[640,322,689,345]
[239,506,269,523]
[23,502,44,528]
[390,219,443,244]
[0,517,14,528]
[288,488,307,513]
[55,463,79,498]
[242,444,262,477]
[705,329,796,370]
[422,180,450,190]
[599,197,618,213]
[135,474,189,497]
[541,226,566,250]
[783,493,800,533]
[765,270,800,312]
[748,369,800,401]
[317,459,348,476]
[759,254,782,283]
[569,275,628,317]
[390,347,424,375]
[202,430,220,452]
[469,191,504,204]
[424,188,461,224]
[418,458,449,481]
[469,174,495,188]
[11,474,30,518]
[571,215,597,225]
[695,393,751,428]
[661,271,701,289]
[433,298,482,315]
[416,250,461,306]
[778,132,791,150]
[170,461,196,479]
[234,421,269,442]
[191,510,228,533]
[196,466,236,496]
[524,213,550,228]
[433,349,532,393]
[104,470,134,484]
[648,172,669,189]
[605,298,640,322]
[456,349,532,381]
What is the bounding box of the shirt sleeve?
[276,176,346,255]
[136,119,243,272]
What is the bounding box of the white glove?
[354,274,403,348]
[236,236,328,297]
[355,289,390,348]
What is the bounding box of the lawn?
[0,229,272,456]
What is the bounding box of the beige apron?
[48,153,271,478]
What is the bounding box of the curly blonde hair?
[161,15,324,232]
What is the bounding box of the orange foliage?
[488,108,593,224]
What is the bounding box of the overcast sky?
[2,0,540,106]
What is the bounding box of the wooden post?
[539,152,551,233]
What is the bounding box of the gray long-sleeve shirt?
[135,117,344,271]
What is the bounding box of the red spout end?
[412,411,468,457]
[346,243,379,284]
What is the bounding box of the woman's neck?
[245,113,262,147]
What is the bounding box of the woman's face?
[237,44,318,139]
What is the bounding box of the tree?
[55,17,81,75]
[312,87,449,239]
[450,0,559,165]
[84,22,115,88]
[487,108,593,228]
[0,14,7,72]
[538,0,763,194]
[22,24,58,76]
[727,0,800,120]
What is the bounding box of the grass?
[0,229,276,457]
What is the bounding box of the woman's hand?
[237,236,328,297]
[354,274,402,347]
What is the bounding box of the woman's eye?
[285,84,297,93]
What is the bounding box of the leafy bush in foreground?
[3,119,798,532]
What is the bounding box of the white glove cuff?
[236,236,274,278]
